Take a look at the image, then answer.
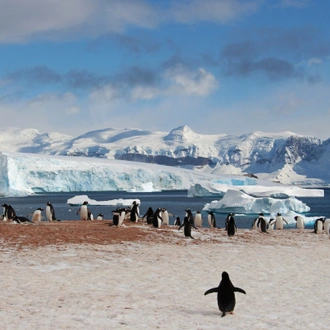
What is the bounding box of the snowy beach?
[1,221,330,330]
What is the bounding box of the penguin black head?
[259,213,264,216]
[277,212,281,216]
[37,208,43,211]
[83,201,89,205]
[222,271,230,281]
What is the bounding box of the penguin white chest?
[46,206,52,221]
[80,205,88,220]
[32,210,42,222]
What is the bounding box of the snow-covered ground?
[1,225,330,330]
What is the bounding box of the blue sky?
[0,0,330,139]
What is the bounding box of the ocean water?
[1,188,329,229]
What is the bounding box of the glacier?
[0,152,323,198]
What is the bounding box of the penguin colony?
[2,201,329,236]
[1,200,330,318]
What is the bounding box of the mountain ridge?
[1,125,330,186]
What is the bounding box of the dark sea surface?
[1,188,329,229]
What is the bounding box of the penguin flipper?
[233,287,246,294]
[204,287,218,295]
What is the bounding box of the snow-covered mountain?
[1,125,330,188]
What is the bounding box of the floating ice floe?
[202,189,310,217]
[188,181,324,198]
[67,195,140,206]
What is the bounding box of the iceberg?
[67,195,139,207]
[202,189,310,216]
[188,181,324,198]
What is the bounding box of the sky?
[0,0,330,139]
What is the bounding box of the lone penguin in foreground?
[204,271,246,317]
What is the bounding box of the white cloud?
[89,84,118,102]
[130,86,160,100]
[164,65,219,96]
[308,57,322,66]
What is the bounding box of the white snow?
[1,125,330,187]
[202,190,311,223]
[67,195,140,206]
[0,152,323,200]
[1,227,330,329]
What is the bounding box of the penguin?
[314,218,324,234]
[251,216,259,230]
[194,210,203,228]
[207,211,217,228]
[96,213,104,220]
[112,208,120,226]
[2,203,16,221]
[130,201,140,222]
[324,218,330,236]
[45,202,57,222]
[142,207,154,225]
[29,207,43,223]
[225,213,234,231]
[256,213,267,233]
[268,218,275,230]
[117,208,126,226]
[112,208,126,226]
[87,208,94,220]
[13,216,33,224]
[178,216,197,239]
[226,214,237,237]
[185,209,194,226]
[161,208,169,226]
[294,215,305,229]
[174,216,181,226]
[77,201,89,221]
[204,271,246,317]
[152,208,163,228]
[274,213,288,230]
